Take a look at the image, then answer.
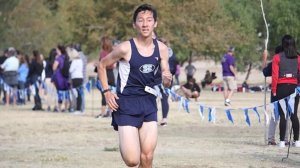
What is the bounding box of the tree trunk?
[244,63,252,82]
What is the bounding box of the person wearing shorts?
[97,4,172,167]
[221,47,237,106]
[1,47,19,106]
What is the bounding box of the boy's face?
[133,10,157,38]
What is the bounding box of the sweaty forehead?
[137,10,154,19]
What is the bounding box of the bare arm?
[158,42,172,87]
[53,60,59,71]
[229,65,236,77]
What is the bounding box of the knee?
[124,158,139,167]
[140,152,154,164]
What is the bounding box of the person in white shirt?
[73,44,87,112]
[67,47,84,113]
[0,47,19,105]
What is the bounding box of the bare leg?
[13,88,17,105]
[118,126,140,167]
[181,87,192,98]
[5,91,9,106]
[223,88,228,100]
[191,91,199,101]
[227,90,234,100]
[64,100,69,111]
[139,121,158,168]
[58,103,62,112]
[101,105,106,116]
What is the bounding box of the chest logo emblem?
[139,64,155,73]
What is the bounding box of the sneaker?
[278,141,285,148]
[285,141,290,146]
[95,114,102,118]
[268,141,277,145]
[293,141,300,147]
[224,101,231,106]
[102,113,110,118]
[73,111,83,115]
[160,122,168,126]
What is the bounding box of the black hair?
[133,4,157,23]
[48,48,57,66]
[274,45,283,54]
[281,34,297,58]
[33,50,43,64]
[57,44,67,56]
[73,43,81,52]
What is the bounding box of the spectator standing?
[271,35,300,148]
[28,50,44,110]
[52,45,70,112]
[97,36,115,117]
[221,47,237,106]
[156,37,176,126]
[262,45,289,145]
[17,52,29,104]
[67,47,84,114]
[0,49,8,102]
[74,44,87,112]
[174,61,181,85]
[184,59,196,81]
[1,47,19,106]
[44,48,58,112]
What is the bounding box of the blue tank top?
[116,39,162,97]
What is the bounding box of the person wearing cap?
[1,47,19,105]
[221,46,237,106]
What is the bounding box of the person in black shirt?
[181,78,201,101]
[28,50,44,110]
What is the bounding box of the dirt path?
[0,90,299,168]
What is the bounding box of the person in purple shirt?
[221,47,237,106]
[52,45,70,112]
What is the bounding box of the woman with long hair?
[28,50,44,110]
[17,52,29,104]
[96,36,116,117]
[44,48,58,112]
[272,34,300,147]
[52,45,70,112]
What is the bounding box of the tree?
[267,0,300,49]
[0,0,19,49]
[4,0,59,54]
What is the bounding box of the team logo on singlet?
[139,64,155,73]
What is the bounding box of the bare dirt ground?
[0,88,300,168]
